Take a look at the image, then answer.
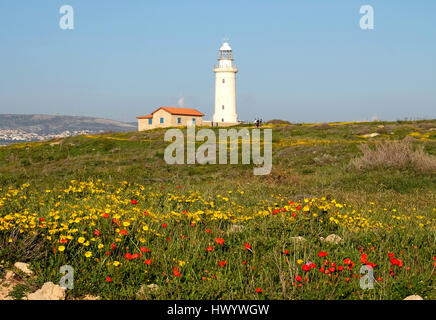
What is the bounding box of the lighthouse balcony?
[214,65,238,72]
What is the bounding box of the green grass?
[0,119,435,300]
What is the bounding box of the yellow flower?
[113,261,120,267]
[84,251,92,258]
[98,243,104,249]
[297,259,304,265]
[78,237,85,244]
[58,246,65,252]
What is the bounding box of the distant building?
[136,107,204,131]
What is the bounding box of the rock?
[362,133,380,138]
[290,236,306,243]
[403,295,423,300]
[147,284,159,292]
[5,271,16,282]
[26,282,66,300]
[321,234,343,244]
[137,284,159,298]
[82,295,101,300]
[14,262,33,276]
[0,270,24,300]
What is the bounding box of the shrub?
[350,138,436,174]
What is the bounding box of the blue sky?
[0,0,435,123]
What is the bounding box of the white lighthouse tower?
[213,41,238,124]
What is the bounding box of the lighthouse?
[213,42,238,124]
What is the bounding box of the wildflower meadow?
[0,120,435,300]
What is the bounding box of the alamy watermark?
[164,125,272,175]
[360,265,375,289]
[59,5,74,30]
[360,5,374,30]
[59,265,74,289]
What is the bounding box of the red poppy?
[318,251,328,258]
[283,250,289,255]
[206,229,211,233]
[162,223,167,228]
[328,267,336,273]
[343,258,352,265]
[390,258,403,267]
[106,277,112,282]
[218,260,228,267]
[289,201,294,205]
[94,230,101,237]
[119,229,127,235]
[106,251,111,256]
[124,253,132,260]
[215,238,225,246]
[173,266,181,277]
[102,213,109,218]
[39,217,45,222]
[296,206,302,210]
[291,213,296,217]
[302,264,311,272]
[166,237,171,241]
[388,252,395,258]
[255,288,262,293]
[242,261,247,265]
[295,275,302,282]
[144,259,152,265]
[140,247,151,253]
[131,200,138,205]
[206,246,214,252]
[337,266,344,271]
[111,243,116,250]
[244,242,252,250]
[272,208,280,215]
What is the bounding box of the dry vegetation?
[351,137,436,174]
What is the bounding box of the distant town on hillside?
[0,114,136,145]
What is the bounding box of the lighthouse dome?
[220,42,232,51]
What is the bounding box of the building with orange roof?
[136,107,205,130]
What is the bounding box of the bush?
[350,138,436,174]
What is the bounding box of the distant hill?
[0,114,137,144]
[0,114,136,133]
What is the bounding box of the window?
[192,118,196,124]
[160,117,164,124]
[177,117,181,124]
[222,79,225,84]
[222,105,224,110]
[148,119,152,125]
[222,118,224,122]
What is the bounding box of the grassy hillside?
[0,120,435,299]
